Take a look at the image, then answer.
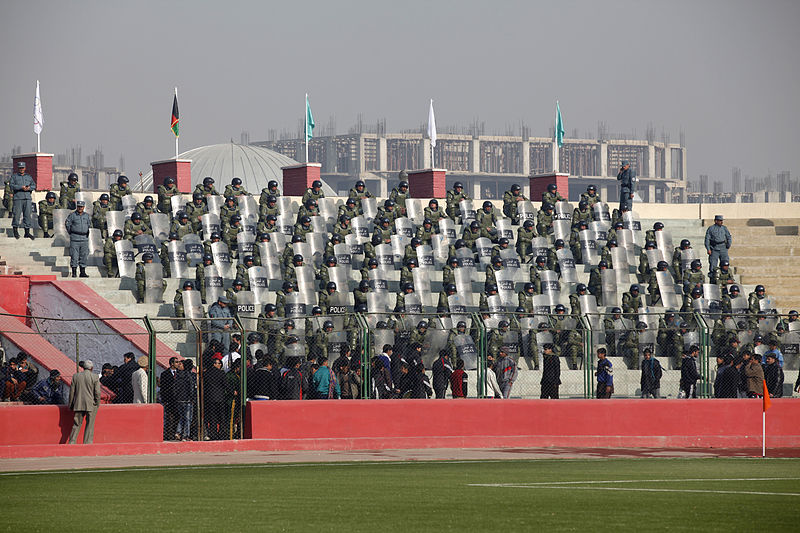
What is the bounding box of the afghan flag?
[171,90,179,137]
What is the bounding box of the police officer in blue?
[616,159,635,213]
[65,200,91,278]
[704,214,732,274]
[10,161,36,240]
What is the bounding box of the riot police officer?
[9,161,35,239]
[37,191,57,238]
[65,200,91,277]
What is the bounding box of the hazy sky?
[1,0,798,185]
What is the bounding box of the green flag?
[305,94,315,141]
[555,101,565,148]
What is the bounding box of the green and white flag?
[305,94,315,141]
[555,101,565,148]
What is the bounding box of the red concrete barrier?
[0,404,163,446]
[245,398,800,449]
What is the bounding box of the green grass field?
[2,458,799,531]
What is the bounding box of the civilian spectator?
[173,359,194,441]
[764,339,784,368]
[485,359,502,398]
[100,363,115,389]
[742,350,765,398]
[27,369,64,405]
[679,347,701,398]
[431,350,453,399]
[540,344,560,399]
[495,348,518,399]
[713,354,738,398]
[114,352,138,403]
[67,362,100,444]
[595,348,613,399]
[132,356,148,404]
[160,357,181,440]
[449,359,468,398]
[337,361,362,399]
[250,358,280,400]
[281,357,304,400]
[311,357,340,399]
[370,356,393,399]
[763,353,784,398]
[2,358,26,401]
[203,354,226,440]
[640,348,662,398]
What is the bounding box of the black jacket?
[115,360,139,403]
[763,363,784,398]
[713,364,739,398]
[541,353,561,385]
[680,356,700,387]
[203,366,227,403]
[640,358,662,391]
[431,357,452,391]
[282,368,303,400]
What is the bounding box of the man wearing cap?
[132,356,149,404]
[65,200,91,278]
[704,215,732,274]
[616,160,635,213]
[27,369,64,404]
[9,161,36,239]
[68,360,101,444]
[208,296,234,353]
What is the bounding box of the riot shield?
[239,196,258,226]
[204,265,224,305]
[495,269,517,307]
[730,296,748,314]
[475,237,493,266]
[580,294,602,336]
[531,237,550,262]
[703,283,723,317]
[412,268,434,309]
[328,266,350,294]
[556,248,577,283]
[403,293,423,314]
[622,211,642,232]
[539,270,560,306]
[361,197,377,221]
[638,327,656,364]
[590,221,609,245]
[456,248,477,276]
[134,234,158,258]
[646,249,664,272]
[54,209,72,247]
[579,230,599,265]
[375,243,395,269]
[611,246,629,274]
[617,228,636,265]
[655,230,674,259]
[333,243,353,271]
[284,292,307,318]
[248,266,269,305]
[368,268,390,293]
[236,232,255,264]
[447,294,470,323]
[502,330,522,363]
[277,197,294,217]
[167,240,189,279]
[420,329,449,369]
[684,331,700,350]
[439,219,456,241]
[183,290,204,319]
[536,331,555,353]
[454,268,475,302]
[325,293,349,327]
[310,215,326,234]
[143,263,164,304]
[532,295,552,315]
[206,195,223,217]
[601,269,618,308]
[782,324,800,363]
[496,218,514,241]
[351,216,369,241]
[553,219,570,242]
[294,265,316,306]
[104,211,125,242]
[75,192,93,216]
[681,248,698,272]
[759,297,776,312]
[367,291,389,314]
[499,248,521,277]
[87,229,104,266]
[554,201,572,222]
[171,195,189,218]
[394,217,414,239]
[453,334,478,370]
[390,235,408,267]
[459,199,476,223]
[593,202,611,223]
[150,213,170,244]
[345,234,364,265]
[656,271,681,310]
[417,244,435,269]
[182,234,203,267]
[201,213,221,240]
[326,331,349,359]
[277,214,294,236]
[293,242,313,265]
[121,195,137,218]
[406,199,423,225]
[518,316,538,369]
[211,241,234,279]
[518,201,536,224]
[235,291,258,331]
[372,328,395,356]
[307,233,325,267]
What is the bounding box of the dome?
[139,143,335,195]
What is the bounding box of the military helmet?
[524,282,535,292]
[312,180,322,189]
[131,212,142,221]
[587,184,596,192]
[355,180,365,189]
[118,175,129,184]
[680,239,691,249]
[331,234,342,243]
[384,198,395,208]
[729,285,740,294]
[282,281,294,291]
[486,283,498,293]
[417,320,428,329]
[535,255,546,265]
[554,239,565,248]
[176,210,187,220]
[100,193,110,202]
[300,215,311,225]
[457,321,467,329]
[292,254,303,264]
[720,260,729,267]
[311,306,323,315]
[492,255,503,266]
[691,286,703,297]
[614,221,624,229]
[338,214,350,224]
[323,320,334,331]
[578,220,589,229]
[657,260,669,270]
[453,181,463,189]
[423,218,432,226]
[258,232,271,241]
[554,304,566,313]
[112,229,123,239]
[515,306,526,314]
[598,260,608,268]
[398,181,408,190]
[445,283,456,294]
[243,255,254,264]
[233,279,244,287]
[611,307,622,314]
[482,200,493,210]
[268,180,278,190]
[523,220,534,229]
[402,282,414,292]
[232,177,242,186]
[264,303,277,314]
[380,217,390,226]
[45,191,56,200]
[455,239,467,249]
[230,214,241,224]
[756,285,765,292]
[407,258,418,267]
[691,259,701,270]
[498,238,509,246]
[193,192,204,200]
[645,241,656,249]
[68,172,78,182]
[326,281,337,292]
[637,322,648,330]
[511,184,521,193]
[266,195,277,204]
[542,202,553,211]
[202,253,213,263]
[654,221,664,230]
[291,234,304,243]
[470,220,480,230]
[576,283,587,293]
[142,252,154,261]
[164,176,175,185]
[345,197,356,207]
[498,320,509,328]
[359,280,370,291]
[168,231,179,240]
[607,239,617,247]
[203,177,214,186]
[579,200,588,209]
[546,183,557,193]
[368,258,379,267]
[210,232,221,240]
[182,281,194,291]
[144,195,154,204]
[448,256,459,266]
[630,284,640,292]
[410,237,421,247]
[325,256,337,266]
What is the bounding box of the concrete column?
[664,149,672,180]
[598,142,608,177]
[325,138,337,172]
[647,183,656,203]
[551,141,559,172]
[356,135,366,177]
[599,184,609,203]
[681,147,687,181]
[521,140,530,176]
[378,137,387,172]
[470,139,480,172]
[646,145,656,179]
[421,139,431,169]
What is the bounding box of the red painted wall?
[530,172,569,204]
[245,399,800,449]
[282,164,321,196]
[12,153,53,191]
[408,169,446,198]
[0,404,163,445]
[151,160,192,193]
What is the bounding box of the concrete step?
[730,245,799,257]
[703,218,800,229]
[732,256,797,268]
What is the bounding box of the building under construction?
[254,132,687,203]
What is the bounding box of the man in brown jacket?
[68,360,102,444]
[742,351,765,398]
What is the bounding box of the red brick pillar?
[12,153,54,191]
[151,159,192,193]
[408,168,447,199]
[282,163,321,197]
[529,172,569,204]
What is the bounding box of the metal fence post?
[473,312,486,399]
[235,316,247,439]
[143,316,158,404]
[355,313,371,399]
[580,314,593,399]
[694,311,711,398]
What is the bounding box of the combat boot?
[79,267,88,278]
[13,227,19,239]
[25,229,34,240]
[42,231,51,238]
[71,267,77,278]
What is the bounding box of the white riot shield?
[646,249,664,272]
[532,237,550,263]
[496,218,514,241]
[87,229,103,266]
[495,269,517,307]
[324,293,349,325]
[293,243,313,265]
[333,243,353,271]
[211,241,234,279]
[683,331,700,350]
[540,270,560,306]
[518,316,538,367]
[367,291,389,314]
[235,291,257,330]
[459,199,476,223]
[307,233,325,267]
[554,201,572,222]
[284,292,307,318]
[406,199,423,225]
[256,242,281,278]
[601,269,618,308]
[579,230,599,265]
[167,240,189,278]
[394,217,414,239]
[134,234,158,259]
[656,271,681,310]
[638,327,656,361]
[345,234,364,264]
[104,211,125,242]
[182,234,203,267]
[730,296,748,314]
[361,197,377,222]
[439,219,456,241]
[121,196,137,218]
[533,294,552,315]
[294,265,316,305]
[316,198,335,225]
[239,196,258,225]
[502,331,522,362]
[171,195,189,218]
[499,248,521,278]
[412,268,433,309]
[249,266,269,305]
[372,328,395,355]
[310,215,326,234]
[277,214,294,236]
[326,331,349,359]
[759,297,776,312]
[206,195,223,217]
[593,202,611,223]
[447,293,470,323]
[276,197,293,217]
[351,216,369,241]
[375,243,394,269]
[518,201,536,223]
[536,331,555,352]
[703,284,723,315]
[580,294,602,336]
[417,244,435,269]
[556,248,577,284]
[183,290,203,319]
[368,268,389,293]
[391,235,408,267]
[453,334,478,370]
[454,268,475,301]
[783,325,800,362]
[431,234,449,265]
[681,248,698,272]
[75,192,93,216]
[204,265,224,305]
[201,213,221,239]
[403,293,423,314]
[553,219,570,242]
[617,227,635,257]
[236,232,255,264]
[456,248,476,276]
[655,230,674,258]
[114,239,136,278]
[150,213,170,244]
[623,211,641,232]
[475,237,493,266]
[591,221,609,245]
[143,263,164,304]
[328,266,350,294]
[420,330,449,369]
[611,247,629,275]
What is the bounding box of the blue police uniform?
[65,205,91,273]
[10,168,36,232]
[704,218,732,272]
[616,162,635,212]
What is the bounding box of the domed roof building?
[140,142,335,195]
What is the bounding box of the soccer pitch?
[2,458,798,531]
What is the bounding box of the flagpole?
[762,409,766,457]
[305,93,309,164]
[174,87,179,159]
[554,100,560,173]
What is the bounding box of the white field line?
[471,485,800,497]
[469,477,800,487]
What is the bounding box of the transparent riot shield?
[681,248,698,272]
[150,213,170,244]
[235,291,258,331]
[276,197,294,217]
[531,237,550,262]
[617,228,636,265]
[294,265,316,306]
[536,331,554,353]
[375,243,394,269]
[430,234,449,265]
[204,265,224,305]
[638,327,657,366]
[284,292,307,318]
[439,219,456,241]
[447,293,470,323]
[611,246,629,274]
[703,284,723,317]
[623,210,642,232]
[395,217,414,239]
[327,331,349,360]
[684,331,700,351]
[201,213,221,240]
[310,215,326,234]
[293,243,312,265]
[239,196,258,226]
[655,230,674,259]
[475,237,493,267]
[367,291,389,314]
[361,197,377,222]
[759,297,776,313]
[143,263,164,304]
[182,234,203,267]
[236,232,255,264]
[171,195,189,218]
[104,211,125,243]
[372,328,395,357]
[601,269,618,308]
[593,202,611,223]
[518,316,538,369]
[499,249,521,279]
[390,235,408,267]
[406,199,423,225]
[459,199,476,223]
[412,268,434,309]
[134,234,158,259]
[328,266,350,295]
[54,209,71,247]
[579,230,599,265]
[454,268,475,302]
[167,240,189,279]
[183,290,203,319]
[496,218,514,241]
[403,293,423,314]
[730,296,748,314]
[591,221,609,245]
[75,192,93,216]
[249,266,269,305]
[556,248,577,284]
[325,293,349,327]
[211,241,234,279]
[580,294,602,338]
[368,268,389,293]
[783,324,800,363]
[277,214,294,236]
[539,270,560,306]
[307,233,326,267]
[554,201,572,222]
[345,234,364,265]
[656,271,681,310]
[333,243,353,271]
[419,329,449,369]
[453,334,478,370]
[456,248,476,277]
[87,229,104,266]
[553,219,570,243]
[206,195,223,217]
[646,249,664,272]
[502,330,522,363]
[417,245,434,269]
[495,269,517,307]
[351,216,369,241]
[121,195,137,218]
[532,294,552,315]
[518,201,536,224]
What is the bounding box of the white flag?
[427,99,437,148]
[33,80,43,135]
